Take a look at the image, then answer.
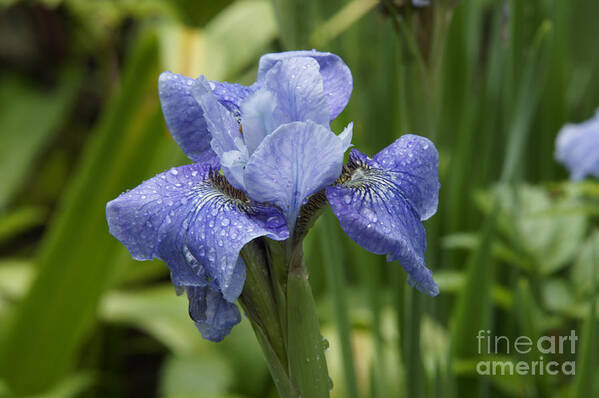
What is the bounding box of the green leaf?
[27,372,95,398]
[100,286,202,355]
[0,32,184,395]
[272,0,318,49]
[159,0,277,81]
[317,211,359,398]
[160,354,233,398]
[490,184,587,275]
[0,259,33,301]
[572,231,599,298]
[287,260,330,398]
[573,234,598,398]
[101,284,268,397]
[0,206,46,244]
[0,67,81,210]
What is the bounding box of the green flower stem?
[241,209,330,397]
[240,241,288,367]
[266,238,290,348]
[242,303,298,398]
[287,244,331,398]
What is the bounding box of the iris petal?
[373,134,440,220]
[244,121,346,229]
[326,140,440,296]
[106,162,289,303]
[241,89,278,155]
[555,109,599,181]
[192,77,248,190]
[186,284,242,342]
[158,73,252,163]
[262,57,330,126]
[257,51,353,120]
[158,72,214,162]
[241,58,340,159]
[210,81,254,119]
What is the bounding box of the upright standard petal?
[210,81,254,119]
[106,162,289,303]
[325,139,440,296]
[555,109,599,181]
[192,77,248,190]
[159,72,214,162]
[159,73,252,163]
[241,58,330,155]
[240,89,279,155]
[257,50,353,120]
[244,121,346,229]
[186,284,242,342]
[262,57,330,126]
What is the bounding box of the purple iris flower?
[555,109,599,181]
[106,50,440,342]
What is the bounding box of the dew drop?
[361,207,378,222]
[321,337,330,351]
[170,169,179,175]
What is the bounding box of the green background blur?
[0,0,598,397]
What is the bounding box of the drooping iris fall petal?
[326,135,440,296]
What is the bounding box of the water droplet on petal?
[361,207,378,222]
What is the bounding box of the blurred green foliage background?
[0,0,598,397]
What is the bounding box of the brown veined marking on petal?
[196,169,253,214]
[334,155,371,185]
[335,160,401,207]
[295,190,328,241]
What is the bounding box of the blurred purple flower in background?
[555,109,599,180]
[412,0,431,8]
